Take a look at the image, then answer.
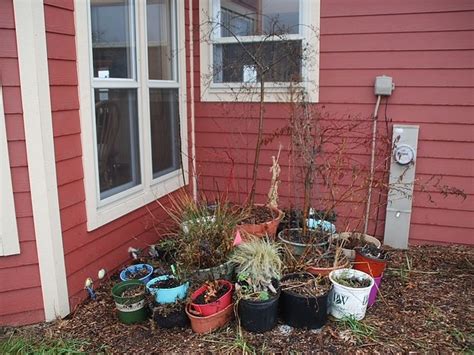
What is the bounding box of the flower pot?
[278,228,329,256]
[237,291,280,333]
[353,249,387,277]
[280,273,331,329]
[238,205,284,238]
[306,258,351,277]
[153,307,189,329]
[120,263,153,284]
[329,268,374,320]
[193,260,236,282]
[146,275,189,304]
[368,273,383,307]
[185,302,234,334]
[332,232,381,261]
[111,280,148,324]
[190,280,233,316]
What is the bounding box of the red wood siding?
[192,0,474,245]
[43,0,189,313]
[0,0,44,325]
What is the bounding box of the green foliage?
[230,237,282,299]
[0,335,91,354]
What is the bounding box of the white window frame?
[200,0,320,103]
[75,0,188,231]
[0,85,20,256]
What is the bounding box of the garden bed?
[1,245,472,353]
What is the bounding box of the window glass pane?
[147,0,174,80]
[219,0,299,37]
[94,89,141,199]
[90,0,135,79]
[213,40,302,83]
[149,89,180,178]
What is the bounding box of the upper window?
[76,0,187,230]
[200,0,320,102]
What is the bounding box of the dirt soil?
[1,245,473,353]
[240,205,276,225]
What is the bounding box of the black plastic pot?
[153,308,189,329]
[238,291,280,333]
[280,273,331,329]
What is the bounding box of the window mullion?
[138,0,153,191]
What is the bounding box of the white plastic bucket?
[329,268,374,320]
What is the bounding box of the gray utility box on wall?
[384,124,419,249]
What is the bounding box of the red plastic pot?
[190,280,233,316]
[353,250,387,277]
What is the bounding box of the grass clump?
[152,192,246,271]
[337,316,376,344]
[230,237,282,300]
[0,335,90,354]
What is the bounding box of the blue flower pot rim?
[146,275,189,293]
[119,263,154,282]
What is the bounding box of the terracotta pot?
[353,250,387,277]
[332,232,382,261]
[190,280,233,316]
[306,258,351,276]
[238,205,284,239]
[185,302,234,334]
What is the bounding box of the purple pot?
[368,274,383,307]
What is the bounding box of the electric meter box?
[374,75,394,96]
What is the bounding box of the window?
[75,0,187,230]
[200,0,320,102]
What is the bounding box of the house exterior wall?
[44,0,192,312]
[192,0,474,245]
[0,0,45,325]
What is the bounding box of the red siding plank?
[45,33,76,60]
[5,114,25,141]
[0,0,15,30]
[44,0,74,11]
[0,58,20,86]
[52,110,81,136]
[321,11,474,34]
[44,5,75,35]
[0,29,17,58]
[48,60,78,86]
[50,86,79,111]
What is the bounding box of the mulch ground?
[1,245,473,353]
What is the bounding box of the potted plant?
[189,280,233,316]
[305,240,350,276]
[329,268,374,320]
[230,237,282,333]
[153,192,245,281]
[280,273,332,329]
[111,280,148,324]
[332,232,382,261]
[119,263,154,284]
[150,299,189,329]
[146,274,189,304]
[353,244,388,277]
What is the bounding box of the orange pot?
[185,302,234,334]
[306,260,351,277]
[353,250,387,277]
[238,205,284,239]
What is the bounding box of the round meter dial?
[393,144,415,165]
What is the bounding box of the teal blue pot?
[146,275,189,304]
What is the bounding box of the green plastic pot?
[111,280,148,324]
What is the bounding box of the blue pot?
[119,264,154,284]
[146,275,189,304]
